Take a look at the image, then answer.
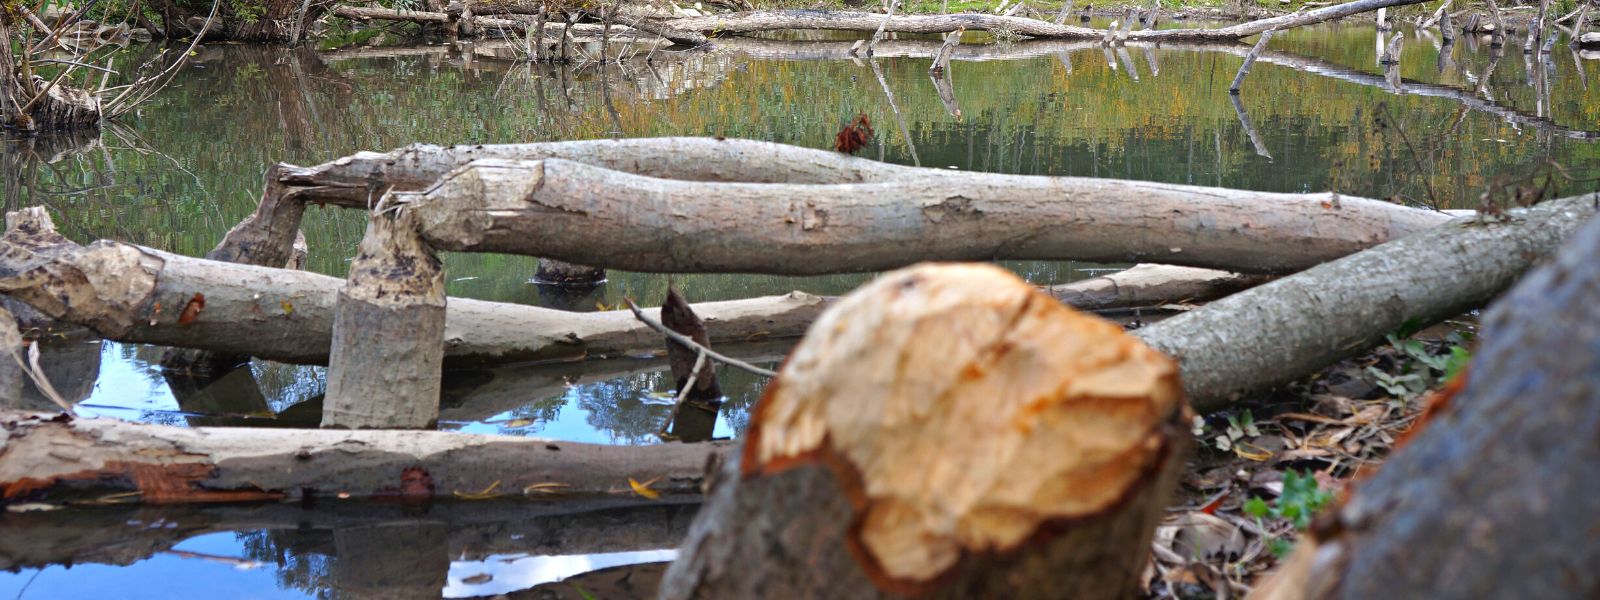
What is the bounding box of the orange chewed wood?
[743,263,1184,587]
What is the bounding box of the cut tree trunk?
[1249,212,1600,600]
[660,264,1188,598]
[660,0,1430,42]
[1136,194,1598,411]
[0,409,727,503]
[323,208,446,429]
[399,158,1455,275]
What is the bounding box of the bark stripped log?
[659,0,1430,42]
[1052,264,1270,311]
[1136,194,1598,411]
[399,158,1455,275]
[1251,213,1600,600]
[0,410,728,504]
[323,208,445,430]
[661,264,1187,599]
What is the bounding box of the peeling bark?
[398,158,1454,275]
[0,410,727,504]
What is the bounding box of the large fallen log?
[660,264,1187,598]
[0,208,1260,368]
[0,409,728,503]
[1136,194,1598,410]
[660,0,1429,42]
[1250,212,1600,599]
[399,158,1454,275]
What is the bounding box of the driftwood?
[398,157,1454,275]
[661,264,1187,598]
[1251,212,1600,599]
[1137,194,1598,411]
[659,0,1429,42]
[323,208,445,429]
[0,409,727,503]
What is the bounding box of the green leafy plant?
[1368,328,1473,403]
[1244,470,1334,557]
[1199,409,1259,452]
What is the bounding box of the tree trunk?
[1250,213,1600,600]
[660,264,1188,598]
[152,0,324,42]
[323,208,445,429]
[1136,194,1598,411]
[0,18,102,133]
[400,158,1453,275]
[660,0,1429,42]
[1051,264,1270,311]
[0,409,727,503]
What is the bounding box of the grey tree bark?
[399,158,1454,275]
[1250,212,1600,600]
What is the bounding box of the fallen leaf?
[454,480,504,500]
[629,476,662,500]
[177,293,206,326]
[524,482,572,495]
[281,301,294,315]
[1163,512,1247,561]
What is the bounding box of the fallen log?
[1250,212,1600,599]
[0,409,728,503]
[1136,194,1598,411]
[1052,264,1270,311]
[323,208,445,429]
[0,212,1250,368]
[660,264,1187,598]
[660,0,1430,42]
[329,5,697,44]
[399,157,1454,275]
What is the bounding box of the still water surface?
[2,22,1597,598]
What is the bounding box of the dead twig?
[624,298,777,377]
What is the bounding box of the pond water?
[1,20,1598,598]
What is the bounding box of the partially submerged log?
[661,264,1187,598]
[660,0,1430,42]
[1136,194,1598,410]
[0,410,727,503]
[534,258,606,287]
[1251,212,1600,599]
[400,158,1455,275]
[323,208,445,429]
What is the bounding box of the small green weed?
[1243,469,1334,557]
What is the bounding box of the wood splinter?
[661,263,1189,599]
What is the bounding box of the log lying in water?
[1136,194,1598,411]
[659,0,1430,42]
[0,409,728,503]
[398,157,1453,275]
[1252,211,1600,599]
[661,264,1188,598]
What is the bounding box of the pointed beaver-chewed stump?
[660,263,1188,599]
[661,285,724,443]
[322,207,445,429]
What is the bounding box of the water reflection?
[3,24,1598,448]
[0,500,693,599]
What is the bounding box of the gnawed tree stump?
[1250,213,1600,600]
[534,257,606,286]
[661,286,723,443]
[660,263,1188,599]
[323,208,445,429]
